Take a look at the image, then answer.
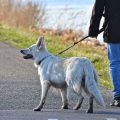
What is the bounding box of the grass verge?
[0,24,112,89]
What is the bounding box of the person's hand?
[88,33,98,38]
[88,28,104,38]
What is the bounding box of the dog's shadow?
[95,110,120,116]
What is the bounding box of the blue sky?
[35,0,95,7]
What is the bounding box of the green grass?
[0,24,113,89]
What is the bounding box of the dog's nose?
[20,50,24,53]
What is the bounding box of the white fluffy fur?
[21,37,105,112]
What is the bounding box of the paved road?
[0,109,120,120]
[0,42,120,120]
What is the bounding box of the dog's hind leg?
[86,95,94,113]
[73,94,84,110]
[34,81,50,111]
[60,87,68,109]
[73,85,84,110]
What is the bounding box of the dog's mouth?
[23,54,33,59]
[20,50,33,59]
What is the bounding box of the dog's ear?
[36,36,45,49]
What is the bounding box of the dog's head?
[20,36,46,60]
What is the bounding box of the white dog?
[20,36,105,113]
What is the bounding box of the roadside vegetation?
[0,0,112,89]
[0,25,112,89]
[0,0,46,29]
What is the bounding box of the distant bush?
[0,0,46,29]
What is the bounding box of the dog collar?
[38,55,51,65]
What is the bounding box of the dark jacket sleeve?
[88,0,105,37]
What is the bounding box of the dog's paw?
[61,105,68,109]
[73,105,80,110]
[86,109,93,113]
[33,107,42,111]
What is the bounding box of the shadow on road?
[95,110,120,116]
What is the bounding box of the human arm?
[88,0,105,38]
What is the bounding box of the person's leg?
[107,43,120,105]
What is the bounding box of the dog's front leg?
[60,87,68,109]
[34,81,50,111]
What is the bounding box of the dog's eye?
[29,48,31,51]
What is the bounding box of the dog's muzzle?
[20,50,33,59]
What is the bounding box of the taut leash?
[56,28,104,56]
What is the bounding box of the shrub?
[0,0,46,29]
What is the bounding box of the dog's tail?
[84,61,105,107]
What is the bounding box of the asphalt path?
[0,42,120,120]
[0,109,120,120]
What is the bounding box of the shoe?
[110,97,120,107]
